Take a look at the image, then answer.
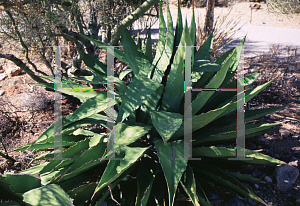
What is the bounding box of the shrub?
[11,0,285,205]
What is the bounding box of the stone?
[13,162,21,168]
[254,184,259,189]
[275,164,299,192]
[252,168,262,178]
[0,73,7,81]
[5,85,19,96]
[288,160,298,167]
[264,176,272,183]
[0,90,4,96]
[292,147,300,155]
[279,129,292,138]
[6,67,24,77]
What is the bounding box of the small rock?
[0,90,4,96]
[252,168,262,178]
[288,160,298,167]
[13,162,21,168]
[275,164,299,192]
[292,147,300,155]
[254,184,259,189]
[279,129,292,138]
[5,85,19,96]
[0,73,7,81]
[265,176,272,183]
[6,67,24,77]
[278,18,283,21]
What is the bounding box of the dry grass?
[196,8,244,59]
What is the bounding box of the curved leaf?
[192,146,284,164]
[154,139,188,206]
[116,75,161,123]
[150,111,183,143]
[93,146,150,197]
[22,184,73,206]
[180,165,200,206]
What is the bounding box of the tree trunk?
[204,0,215,36]
[110,0,159,46]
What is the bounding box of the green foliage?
[12,1,287,205]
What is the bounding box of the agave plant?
[8,0,287,205]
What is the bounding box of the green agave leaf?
[193,123,280,145]
[0,176,23,205]
[65,91,120,124]
[137,35,142,50]
[95,177,123,206]
[192,60,222,72]
[24,141,74,151]
[200,71,261,113]
[17,113,110,152]
[64,142,107,175]
[192,49,236,115]
[35,75,99,103]
[161,20,192,112]
[215,79,276,120]
[173,0,183,53]
[116,75,161,123]
[150,111,183,143]
[189,8,196,69]
[39,135,104,175]
[196,105,287,136]
[225,170,260,182]
[171,101,232,140]
[121,29,152,77]
[93,146,150,197]
[145,29,153,63]
[82,53,107,75]
[82,35,130,66]
[189,8,196,47]
[68,75,127,94]
[180,165,200,206]
[194,181,211,206]
[119,69,133,81]
[58,160,104,183]
[19,162,49,175]
[192,146,284,164]
[150,0,174,83]
[150,0,166,72]
[113,121,152,150]
[154,139,188,206]
[68,183,97,206]
[218,39,245,89]
[22,184,73,206]
[58,169,95,193]
[0,201,20,206]
[194,166,266,205]
[3,174,41,194]
[135,158,159,206]
[215,47,235,65]
[226,71,260,91]
[137,85,164,125]
[26,92,120,148]
[165,0,174,60]
[194,30,213,61]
